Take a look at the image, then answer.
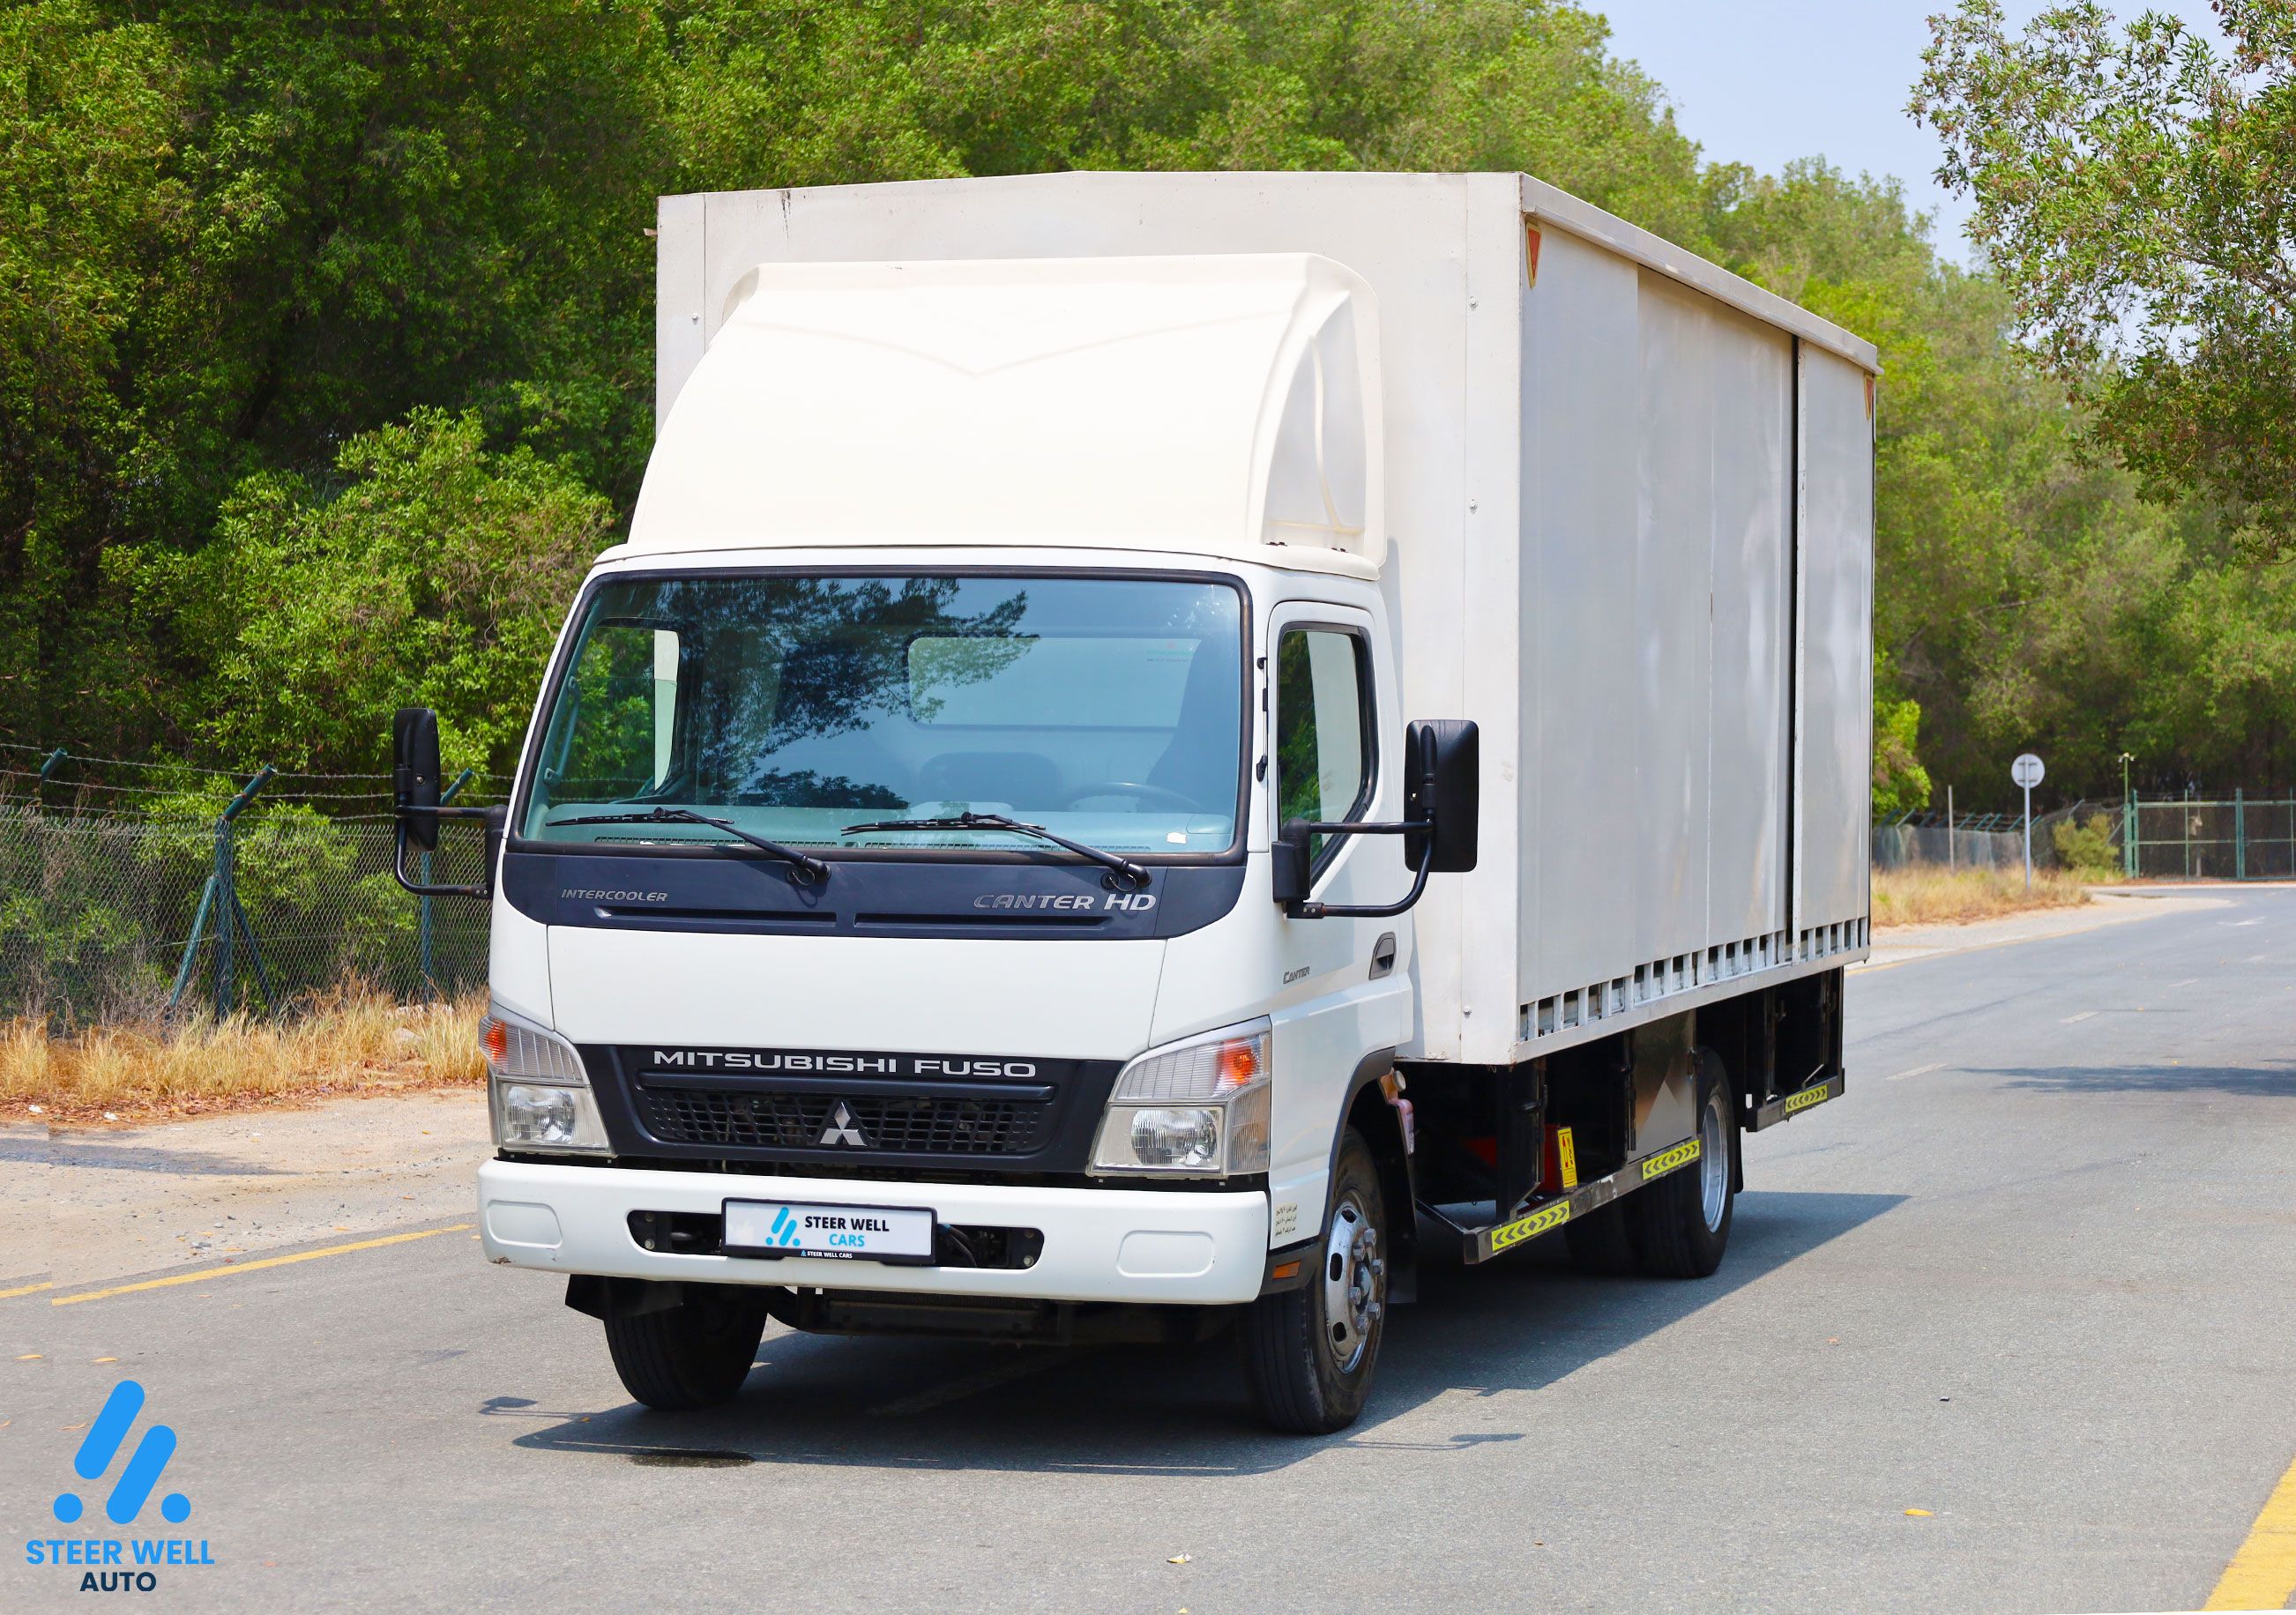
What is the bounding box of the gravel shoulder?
[1860,885,2229,971]
[5,1089,490,1291]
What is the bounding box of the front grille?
[635,1087,1047,1156]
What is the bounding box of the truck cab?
[405,251,1472,1433]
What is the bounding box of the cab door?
[1261,598,1413,1242]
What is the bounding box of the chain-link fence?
[2128,794,2296,881]
[1874,799,2120,874]
[1876,793,2296,880]
[1870,822,2026,869]
[1,755,497,1028]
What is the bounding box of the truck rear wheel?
[1627,1051,1734,1278]
[1241,1128,1388,1434]
[604,1284,770,1410]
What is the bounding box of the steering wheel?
[1055,779,1206,812]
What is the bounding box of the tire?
[1626,1050,1734,1279]
[1241,1128,1389,1434]
[604,1284,770,1410]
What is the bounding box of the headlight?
[481,1004,608,1154]
[1090,1021,1271,1178]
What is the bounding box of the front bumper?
[478,1158,1270,1305]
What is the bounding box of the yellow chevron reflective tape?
[1487,1200,1573,1254]
[1785,1084,1832,1115]
[1640,1138,1701,1180]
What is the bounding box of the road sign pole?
[2009,753,2046,892]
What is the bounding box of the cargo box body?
[655,171,1875,1068]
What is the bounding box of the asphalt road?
[9,888,2296,1612]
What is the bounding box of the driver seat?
[1144,644,1239,809]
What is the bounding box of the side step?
[1422,1135,1706,1266]
[1744,1072,1845,1133]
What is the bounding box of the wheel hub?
[1322,1193,1384,1373]
[1699,1083,1728,1232]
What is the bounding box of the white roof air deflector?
[629,255,1383,572]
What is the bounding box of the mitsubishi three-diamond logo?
[817,1101,868,1148]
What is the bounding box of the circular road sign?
[2011,752,2045,789]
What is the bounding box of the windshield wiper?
[547,807,831,885]
[840,811,1149,889]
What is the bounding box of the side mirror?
[393,706,444,852]
[1404,718,1479,874]
[1271,822,1313,906]
[1271,718,1479,919]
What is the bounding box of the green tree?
[1873,695,1934,818]
[1,0,667,750]
[2051,809,2120,877]
[0,3,198,748]
[664,1,1711,239]
[1915,0,2296,556]
[116,410,610,775]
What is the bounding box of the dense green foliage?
[1908,0,2296,800]
[1918,0,2296,554]
[2051,808,2121,877]
[1,0,2282,808]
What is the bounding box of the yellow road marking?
[2205,1449,2296,1611]
[49,1225,473,1307]
[0,1280,55,1300]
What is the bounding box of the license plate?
[722,1199,936,1264]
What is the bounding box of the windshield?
[520,573,1245,855]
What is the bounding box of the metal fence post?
[212,813,233,1020]
[2124,793,2136,878]
[2235,787,2247,881]
[419,767,475,997]
[210,767,273,1017]
[168,876,218,1013]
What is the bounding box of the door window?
[1274,626,1373,868]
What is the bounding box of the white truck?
[393,171,1874,1433]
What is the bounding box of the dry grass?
[1872,864,2093,928]
[1,987,486,1126]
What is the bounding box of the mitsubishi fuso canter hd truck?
[392,171,1875,1434]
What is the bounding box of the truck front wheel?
[604,1284,771,1410]
[1241,1128,1389,1434]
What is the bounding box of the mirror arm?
[1282,825,1436,919]
[1288,820,1432,838]
[391,804,503,899]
